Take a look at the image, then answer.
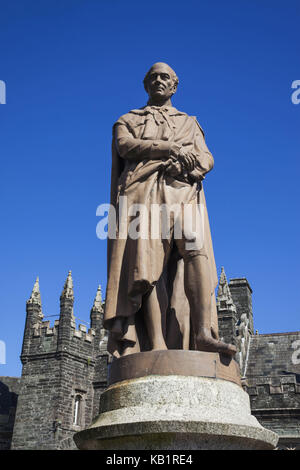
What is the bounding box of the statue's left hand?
[165,158,182,177]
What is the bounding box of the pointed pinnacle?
[92,285,103,313]
[217,266,235,312]
[218,267,228,295]
[27,276,42,306]
[60,270,74,300]
[219,266,227,283]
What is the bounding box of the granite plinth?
[74,351,278,450]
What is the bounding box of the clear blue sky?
[1,0,299,377]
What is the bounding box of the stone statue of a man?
[104,62,236,358]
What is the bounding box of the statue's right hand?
[179,151,197,171]
[169,143,196,172]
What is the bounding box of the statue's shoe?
[196,334,237,357]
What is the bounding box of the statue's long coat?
[104,106,218,357]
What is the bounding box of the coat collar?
[129,105,187,117]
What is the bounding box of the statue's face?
[145,63,177,102]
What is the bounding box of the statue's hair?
[143,63,179,91]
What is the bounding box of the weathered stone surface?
[74,375,278,450]
[243,332,300,449]
[0,377,21,450]
[74,424,276,450]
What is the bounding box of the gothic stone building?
[0,269,299,450]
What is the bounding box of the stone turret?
[217,267,238,347]
[90,285,103,330]
[217,269,253,374]
[21,277,43,361]
[90,285,109,419]
[217,267,237,313]
[12,272,107,450]
[27,277,43,314]
[229,277,254,335]
[90,285,107,351]
[57,271,75,352]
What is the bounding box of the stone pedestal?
[74,350,278,450]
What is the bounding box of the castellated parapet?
[11,273,109,450]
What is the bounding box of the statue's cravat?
[142,106,175,140]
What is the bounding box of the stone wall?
[0,377,21,450]
[246,333,300,377]
[244,332,300,449]
[10,273,106,450]
[229,278,254,334]
[11,325,99,450]
[218,313,238,347]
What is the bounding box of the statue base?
[74,350,278,450]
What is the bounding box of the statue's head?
[143,62,179,103]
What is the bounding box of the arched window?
[73,395,82,426]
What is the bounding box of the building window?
[73,395,82,426]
